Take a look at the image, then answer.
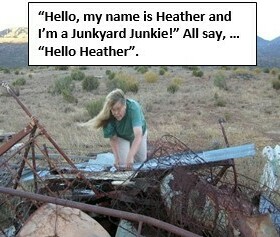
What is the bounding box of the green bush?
[272,79,280,90]
[106,70,116,80]
[71,69,85,81]
[86,98,105,118]
[105,69,112,75]
[270,68,278,75]
[135,66,149,74]
[3,68,10,74]
[50,76,75,95]
[78,66,88,70]
[263,68,270,74]
[144,71,159,83]
[214,74,228,90]
[192,70,204,77]
[54,66,69,71]
[159,66,168,75]
[219,66,231,70]
[107,72,139,93]
[182,66,199,71]
[167,83,179,94]
[82,76,100,91]
[12,77,26,86]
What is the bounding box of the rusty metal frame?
[0,186,202,237]
[0,81,102,197]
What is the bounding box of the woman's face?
[111,101,126,121]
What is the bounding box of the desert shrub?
[263,68,270,73]
[50,76,75,95]
[270,68,278,75]
[159,66,168,75]
[135,66,149,74]
[105,69,111,75]
[219,66,231,70]
[78,66,87,70]
[82,76,100,91]
[12,77,26,86]
[214,74,228,90]
[107,72,139,93]
[86,98,105,118]
[71,69,85,81]
[3,68,10,74]
[54,66,69,71]
[254,68,262,74]
[167,83,179,94]
[144,71,159,83]
[214,92,226,107]
[106,70,116,80]
[182,66,199,71]
[172,77,183,86]
[272,79,280,90]
[14,70,20,75]
[62,90,78,104]
[192,70,204,77]
[159,68,165,75]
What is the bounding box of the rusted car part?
[0,186,202,237]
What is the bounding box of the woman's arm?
[110,136,120,168]
[126,126,143,168]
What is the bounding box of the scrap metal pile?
[1,81,280,237]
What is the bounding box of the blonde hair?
[92,88,126,128]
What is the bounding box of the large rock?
[17,203,110,237]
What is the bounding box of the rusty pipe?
[0,186,202,237]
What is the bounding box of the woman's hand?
[114,157,120,169]
[126,155,134,170]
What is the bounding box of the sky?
[0,0,279,41]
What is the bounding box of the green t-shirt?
[103,99,146,142]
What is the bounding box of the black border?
[28,2,257,66]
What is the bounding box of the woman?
[92,88,147,169]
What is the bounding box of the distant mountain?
[257,36,280,67]
[0,27,28,43]
[0,27,279,68]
